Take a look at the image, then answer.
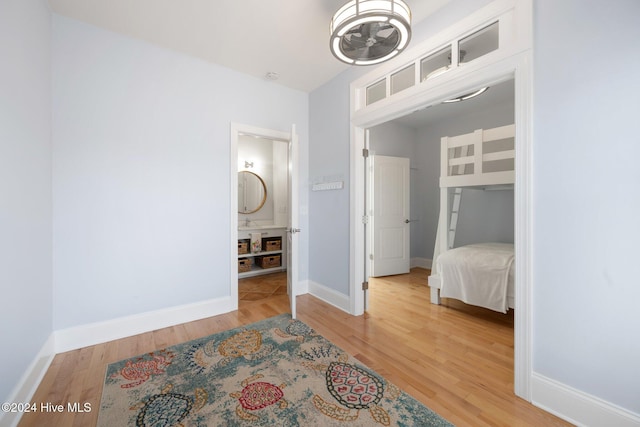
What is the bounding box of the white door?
[287,125,299,318]
[371,155,410,277]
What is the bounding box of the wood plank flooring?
[19,268,571,426]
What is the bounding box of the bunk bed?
[428,124,515,313]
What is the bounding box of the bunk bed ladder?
[433,141,470,275]
[448,188,463,249]
[447,142,470,249]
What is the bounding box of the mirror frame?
[238,170,267,214]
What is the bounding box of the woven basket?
[238,258,251,272]
[262,238,282,252]
[256,255,281,269]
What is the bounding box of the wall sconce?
[244,161,254,169]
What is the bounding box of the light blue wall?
[412,129,440,259]
[0,0,53,402]
[52,15,309,329]
[533,0,640,413]
[308,69,360,294]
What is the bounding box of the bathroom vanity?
[237,226,287,278]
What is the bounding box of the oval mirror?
[238,171,267,214]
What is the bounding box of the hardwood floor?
[19,268,571,426]
[238,271,288,301]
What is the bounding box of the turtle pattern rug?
[98,314,453,426]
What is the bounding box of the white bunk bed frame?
[428,123,516,307]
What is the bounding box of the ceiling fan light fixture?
[337,16,389,37]
[330,0,411,66]
[389,18,409,50]
[355,49,398,66]
[332,37,356,64]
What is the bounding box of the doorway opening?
[230,123,299,317]
[352,60,532,400]
[366,78,515,284]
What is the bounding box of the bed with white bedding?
[432,243,514,313]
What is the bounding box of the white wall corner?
[531,373,640,427]
[0,334,56,427]
[308,280,351,314]
[411,257,432,269]
[297,279,310,295]
[54,296,234,353]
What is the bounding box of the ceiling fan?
[341,22,399,61]
[330,0,412,66]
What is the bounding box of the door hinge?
[362,281,369,290]
[362,148,369,157]
[369,254,373,260]
[362,215,369,224]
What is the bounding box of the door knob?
[405,219,410,223]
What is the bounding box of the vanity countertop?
[238,225,287,231]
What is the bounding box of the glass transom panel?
[459,21,499,64]
[420,46,452,82]
[390,64,415,95]
[366,79,387,106]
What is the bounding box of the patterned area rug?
[98,314,452,426]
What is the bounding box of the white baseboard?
[307,280,350,313]
[0,334,56,427]
[55,296,235,353]
[411,257,432,269]
[531,373,640,427]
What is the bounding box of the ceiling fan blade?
[374,33,398,46]
[345,26,363,37]
[345,38,368,48]
[357,46,371,58]
[367,44,385,57]
[375,24,394,32]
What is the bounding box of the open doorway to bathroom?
[236,133,289,302]
[230,123,300,317]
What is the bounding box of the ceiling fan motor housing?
[330,0,412,65]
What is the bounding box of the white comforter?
[438,243,514,313]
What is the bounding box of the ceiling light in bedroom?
[330,0,412,66]
[443,87,489,103]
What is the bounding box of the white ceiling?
[47,0,452,93]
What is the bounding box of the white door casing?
[371,155,410,277]
[287,124,299,319]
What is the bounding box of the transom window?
[363,20,501,107]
